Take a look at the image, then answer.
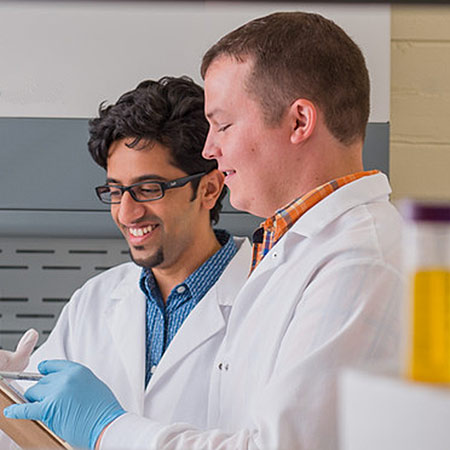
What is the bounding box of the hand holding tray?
[0,375,72,449]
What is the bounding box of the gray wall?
[0,118,388,238]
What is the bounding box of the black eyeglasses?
[95,172,206,204]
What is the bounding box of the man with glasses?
[0,76,250,448]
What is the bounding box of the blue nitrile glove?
[3,360,126,449]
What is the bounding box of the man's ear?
[199,169,225,211]
[288,99,317,145]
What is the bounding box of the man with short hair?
[4,12,402,450]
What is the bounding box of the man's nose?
[202,130,222,160]
[116,191,146,224]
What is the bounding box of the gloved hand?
[0,328,39,371]
[3,360,126,450]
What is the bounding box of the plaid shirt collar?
[250,170,379,273]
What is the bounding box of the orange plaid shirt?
[250,170,379,273]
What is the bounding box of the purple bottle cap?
[400,199,450,222]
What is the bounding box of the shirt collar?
[139,229,236,307]
[251,170,379,272]
[184,229,235,300]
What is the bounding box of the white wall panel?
[0,1,390,121]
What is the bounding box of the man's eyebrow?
[105,174,167,184]
[205,108,224,120]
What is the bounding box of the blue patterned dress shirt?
[139,229,237,387]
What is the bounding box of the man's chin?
[129,247,164,269]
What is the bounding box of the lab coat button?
[176,285,186,294]
[272,252,278,259]
[151,365,157,374]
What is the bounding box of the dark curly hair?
[88,76,225,224]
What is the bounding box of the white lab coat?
[102,172,404,450]
[1,237,251,449]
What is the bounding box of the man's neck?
[153,228,222,303]
[269,136,364,217]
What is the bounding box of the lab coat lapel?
[105,269,146,410]
[146,286,223,391]
[147,237,252,392]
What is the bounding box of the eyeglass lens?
[100,182,164,203]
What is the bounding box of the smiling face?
[107,138,208,271]
[202,56,293,218]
